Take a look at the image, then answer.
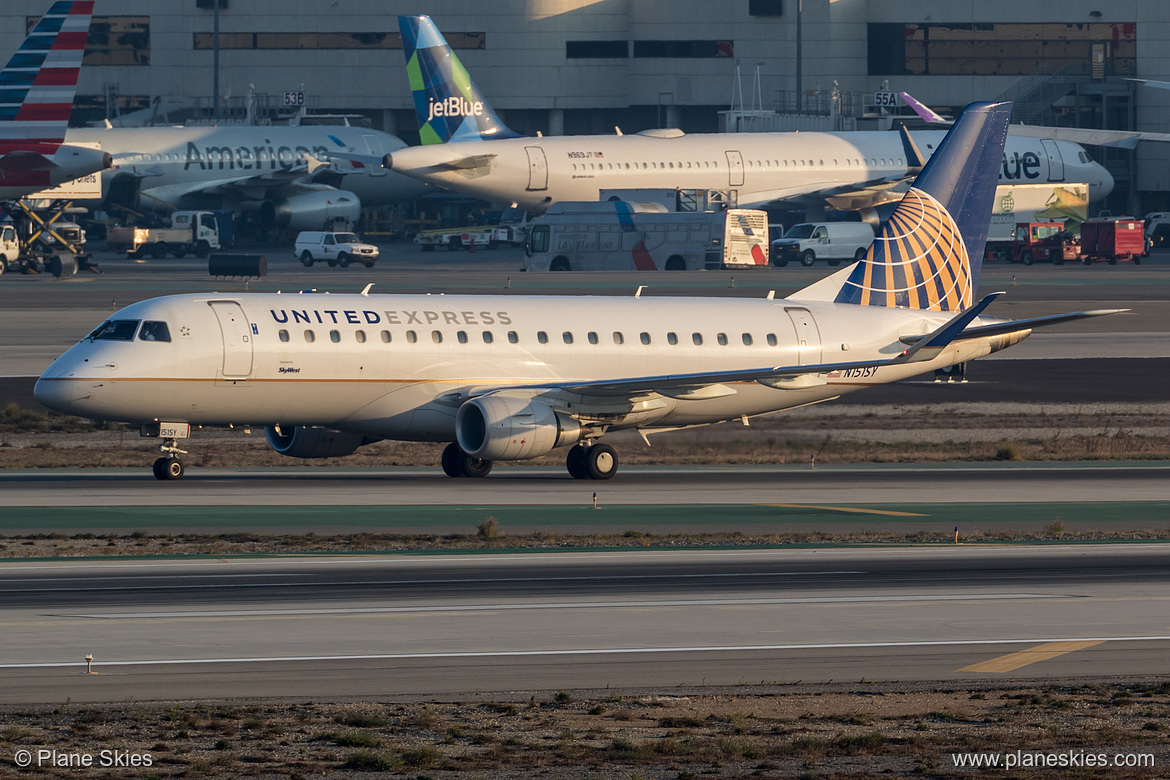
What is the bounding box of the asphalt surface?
[1,545,1167,703]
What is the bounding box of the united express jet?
[35,101,1120,480]
[379,15,1113,215]
[0,1,110,200]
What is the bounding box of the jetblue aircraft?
[0,1,110,200]
[36,102,1120,481]
[63,125,427,233]
[381,15,1113,214]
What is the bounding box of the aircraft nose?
[1097,165,1115,199]
[33,376,78,415]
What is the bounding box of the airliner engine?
[456,395,581,460]
[260,187,361,231]
[265,425,367,458]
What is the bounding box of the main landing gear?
[439,441,620,479]
[441,442,493,478]
[152,437,187,481]
[566,442,618,480]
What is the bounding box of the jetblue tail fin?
[0,1,93,154]
[833,101,1011,311]
[398,15,520,145]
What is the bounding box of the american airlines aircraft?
[35,101,1120,481]
[0,1,111,200]
[382,15,1114,214]
[62,124,427,233]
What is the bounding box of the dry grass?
[0,683,1167,778]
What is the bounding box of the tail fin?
[398,15,520,145]
[0,1,93,154]
[834,101,1011,311]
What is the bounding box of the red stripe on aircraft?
[14,104,72,122]
[51,31,90,49]
[32,68,81,86]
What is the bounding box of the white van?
[770,222,874,267]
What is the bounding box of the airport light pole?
[796,0,803,113]
[212,1,220,119]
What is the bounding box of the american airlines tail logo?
[427,96,485,123]
[836,187,972,311]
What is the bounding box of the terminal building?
[3,0,1170,215]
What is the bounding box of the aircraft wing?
[138,162,322,203]
[478,295,1002,399]
[900,91,1170,149]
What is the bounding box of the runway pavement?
[2,463,1168,535]
[0,545,1167,703]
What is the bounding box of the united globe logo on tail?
[837,188,972,311]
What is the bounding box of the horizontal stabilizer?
[956,308,1129,340]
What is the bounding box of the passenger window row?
[568,157,903,172]
[277,329,781,347]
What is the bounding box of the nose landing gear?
[152,437,187,481]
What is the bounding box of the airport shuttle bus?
[523,201,769,272]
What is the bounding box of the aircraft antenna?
[634,285,645,298]
[766,290,775,299]
[361,283,374,296]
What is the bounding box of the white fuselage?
[387,130,1112,211]
[35,291,1017,444]
[64,125,427,209]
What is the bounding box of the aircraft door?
[785,307,822,365]
[1040,139,1064,181]
[363,134,387,176]
[525,146,548,191]
[209,301,254,378]
[725,150,745,187]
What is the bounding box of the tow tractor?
[0,198,97,277]
[1007,221,1081,265]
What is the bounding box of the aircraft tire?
[153,457,184,480]
[461,454,492,478]
[566,446,588,479]
[801,250,816,267]
[441,443,466,477]
[152,458,165,480]
[301,251,314,267]
[584,443,618,480]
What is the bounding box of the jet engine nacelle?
[259,188,361,231]
[456,395,581,461]
[265,424,365,459]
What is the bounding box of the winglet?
[899,92,949,124]
[899,124,927,173]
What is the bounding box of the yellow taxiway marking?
[959,640,1105,673]
[765,504,927,517]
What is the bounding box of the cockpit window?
[138,321,171,342]
[87,320,140,341]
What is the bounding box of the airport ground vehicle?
[1007,222,1081,265]
[523,202,768,271]
[1080,218,1145,265]
[770,222,874,267]
[414,224,510,251]
[984,183,1088,262]
[106,210,224,259]
[0,201,98,277]
[295,231,379,267]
